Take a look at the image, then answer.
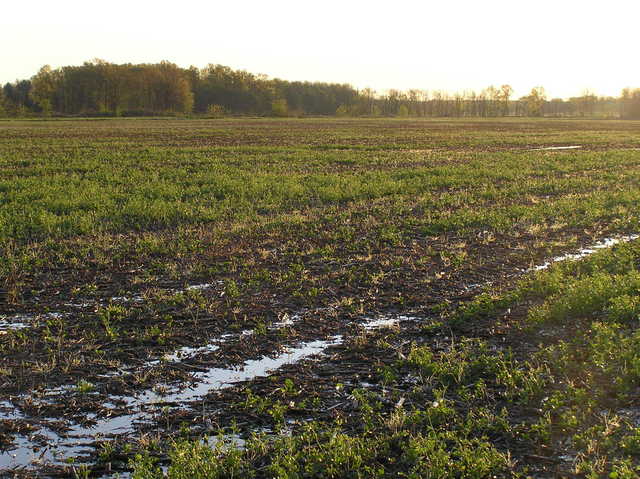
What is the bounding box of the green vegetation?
[1,118,640,245]
[1,118,640,477]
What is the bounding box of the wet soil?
[1,223,634,477]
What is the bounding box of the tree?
[2,80,35,115]
[336,104,350,117]
[523,86,547,117]
[548,98,567,117]
[572,89,597,117]
[271,98,288,117]
[206,104,226,118]
[499,85,513,116]
[621,88,640,119]
[355,88,376,116]
[31,65,59,115]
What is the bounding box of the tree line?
[1,60,639,119]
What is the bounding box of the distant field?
[1,117,639,242]
[1,118,640,477]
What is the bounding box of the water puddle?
[530,145,582,151]
[163,344,221,362]
[616,407,640,427]
[111,282,221,305]
[0,311,71,332]
[135,336,343,405]
[184,283,218,292]
[0,415,144,470]
[0,401,23,421]
[271,312,301,328]
[110,295,144,304]
[0,302,488,470]
[0,335,343,470]
[1,428,87,470]
[533,235,639,271]
[0,314,32,331]
[63,301,95,309]
[361,315,417,330]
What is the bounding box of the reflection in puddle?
[0,315,31,331]
[272,312,298,328]
[0,401,23,421]
[184,283,218,292]
[110,282,221,304]
[110,295,144,304]
[0,417,136,470]
[361,315,416,330]
[135,336,343,405]
[163,344,220,362]
[531,145,582,151]
[2,429,87,470]
[617,407,640,427]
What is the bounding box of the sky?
[2,0,639,99]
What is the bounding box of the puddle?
[163,344,221,362]
[0,312,70,332]
[110,295,144,304]
[0,314,31,331]
[361,315,417,330]
[133,336,343,405]
[615,407,640,427]
[144,343,222,367]
[0,401,23,421]
[464,283,484,291]
[533,235,639,271]
[63,301,95,309]
[65,413,148,439]
[111,282,221,304]
[43,312,70,320]
[530,145,582,151]
[0,336,343,470]
[272,312,301,328]
[0,427,104,471]
[184,283,219,292]
[203,433,246,450]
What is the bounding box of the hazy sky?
[2,0,638,99]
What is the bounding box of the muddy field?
[1,118,640,478]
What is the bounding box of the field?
[1,117,640,478]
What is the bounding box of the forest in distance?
[2,59,640,119]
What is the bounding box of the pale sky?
[2,0,639,99]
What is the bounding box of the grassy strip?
[1,118,640,245]
[1,149,639,242]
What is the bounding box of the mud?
[0,312,398,473]
[1,232,639,476]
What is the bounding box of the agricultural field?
[1,117,640,478]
